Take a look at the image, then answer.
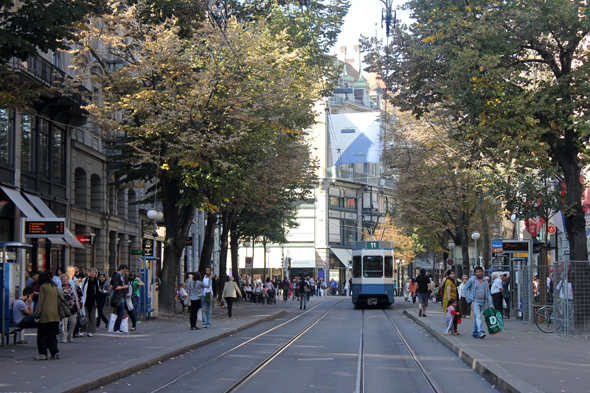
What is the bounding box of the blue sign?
[492,240,503,249]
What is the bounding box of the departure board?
[25,219,65,238]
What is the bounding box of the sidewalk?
[0,298,304,393]
[396,298,590,393]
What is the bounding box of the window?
[341,128,356,133]
[21,112,35,172]
[53,128,65,183]
[0,108,14,165]
[353,256,361,278]
[329,196,340,207]
[364,163,369,173]
[363,256,383,278]
[346,197,356,210]
[384,256,393,278]
[39,118,50,178]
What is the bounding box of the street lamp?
[510,213,520,240]
[472,231,480,267]
[380,0,396,37]
[264,246,271,282]
[147,209,163,259]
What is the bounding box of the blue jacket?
[463,276,493,307]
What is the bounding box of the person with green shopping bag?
[462,266,494,339]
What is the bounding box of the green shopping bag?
[483,308,505,335]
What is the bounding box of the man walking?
[202,267,213,328]
[111,265,129,333]
[415,269,432,317]
[463,266,494,339]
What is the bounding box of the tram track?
[147,299,345,393]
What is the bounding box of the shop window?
[0,108,14,166]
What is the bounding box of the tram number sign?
[367,242,379,249]
[547,225,557,234]
[447,258,454,266]
[25,219,65,238]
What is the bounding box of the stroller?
[265,288,277,305]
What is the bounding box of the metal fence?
[523,261,590,336]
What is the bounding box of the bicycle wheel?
[535,307,554,333]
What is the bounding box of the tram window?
[363,256,383,278]
[384,256,393,277]
[353,256,362,278]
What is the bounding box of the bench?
[2,319,24,345]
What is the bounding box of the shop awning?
[24,193,84,249]
[0,186,66,246]
[330,247,352,268]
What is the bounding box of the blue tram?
[351,241,395,307]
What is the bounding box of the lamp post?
[146,209,163,260]
[380,0,396,37]
[396,258,400,295]
[510,213,520,240]
[472,231,480,269]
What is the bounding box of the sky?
[333,0,410,61]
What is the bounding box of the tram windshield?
[363,256,383,278]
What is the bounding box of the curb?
[55,310,288,393]
[403,310,544,393]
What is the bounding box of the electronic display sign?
[25,219,65,238]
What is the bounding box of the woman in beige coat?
[222,277,242,318]
[34,271,61,360]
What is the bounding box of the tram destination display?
[25,219,65,238]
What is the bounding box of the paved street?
[2,295,589,393]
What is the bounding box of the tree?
[364,0,590,326]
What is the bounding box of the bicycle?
[535,299,574,333]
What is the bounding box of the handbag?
[110,292,121,308]
[77,313,88,328]
[58,292,72,319]
[483,308,505,335]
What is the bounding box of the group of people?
[13,264,145,360]
[403,267,511,339]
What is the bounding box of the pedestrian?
[111,265,129,334]
[281,277,290,302]
[80,268,100,337]
[501,274,510,319]
[330,279,337,296]
[31,272,40,310]
[58,274,78,343]
[125,272,137,331]
[179,283,189,312]
[408,278,417,303]
[253,282,263,303]
[415,269,432,317]
[445,298,458,335]
[52,268,63,286]
[299,277,310,310]
[202,267,214,328]
[462,266,494,339]
[131,273,145,321]
[344,280,349,296]
[222,276,241,318]
[457,275,471,319]
[243,282,253,302]
[13,287,37,329]
[293,278,299,300]
[34,271,61,360]
[348,278,352,297]
[186,272,210,329]
[442,269,460,334]
[490,272,503,313]
[96,273,110,329]
[25,270,33,288]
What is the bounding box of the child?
[445,298,458,335]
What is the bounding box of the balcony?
[325,166,393,188]
[9,56,89,126]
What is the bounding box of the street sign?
[367,241,379,249]
[131,249,145,256]
[492,240,503,253]
[547,225,556,234]
[502,241,528,252]
[25,218,65,238]
[493,253,509,258]
[245,257,253,269]
[447,258,454,266]
[323,260,329,267]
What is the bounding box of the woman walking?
[458,275,471,319]
[222,277,242,318]
[34,272,61,360]
[81,268,99,337]
[442,269,461,335]
[125,272,137,331]
[186,272,210,329]
[96,273,110,328]
[59,274,79,343]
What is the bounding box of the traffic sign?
[323,260,329,267]
[447,258,454,266]
[547,225,556,234]
[245,257,253,269]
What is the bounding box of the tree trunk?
[461,229,470,277]
[230,221,240,282]
[158,173,195,315]
[199,212,217,276]
[478,186,490,270]
[217,209,233,299]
